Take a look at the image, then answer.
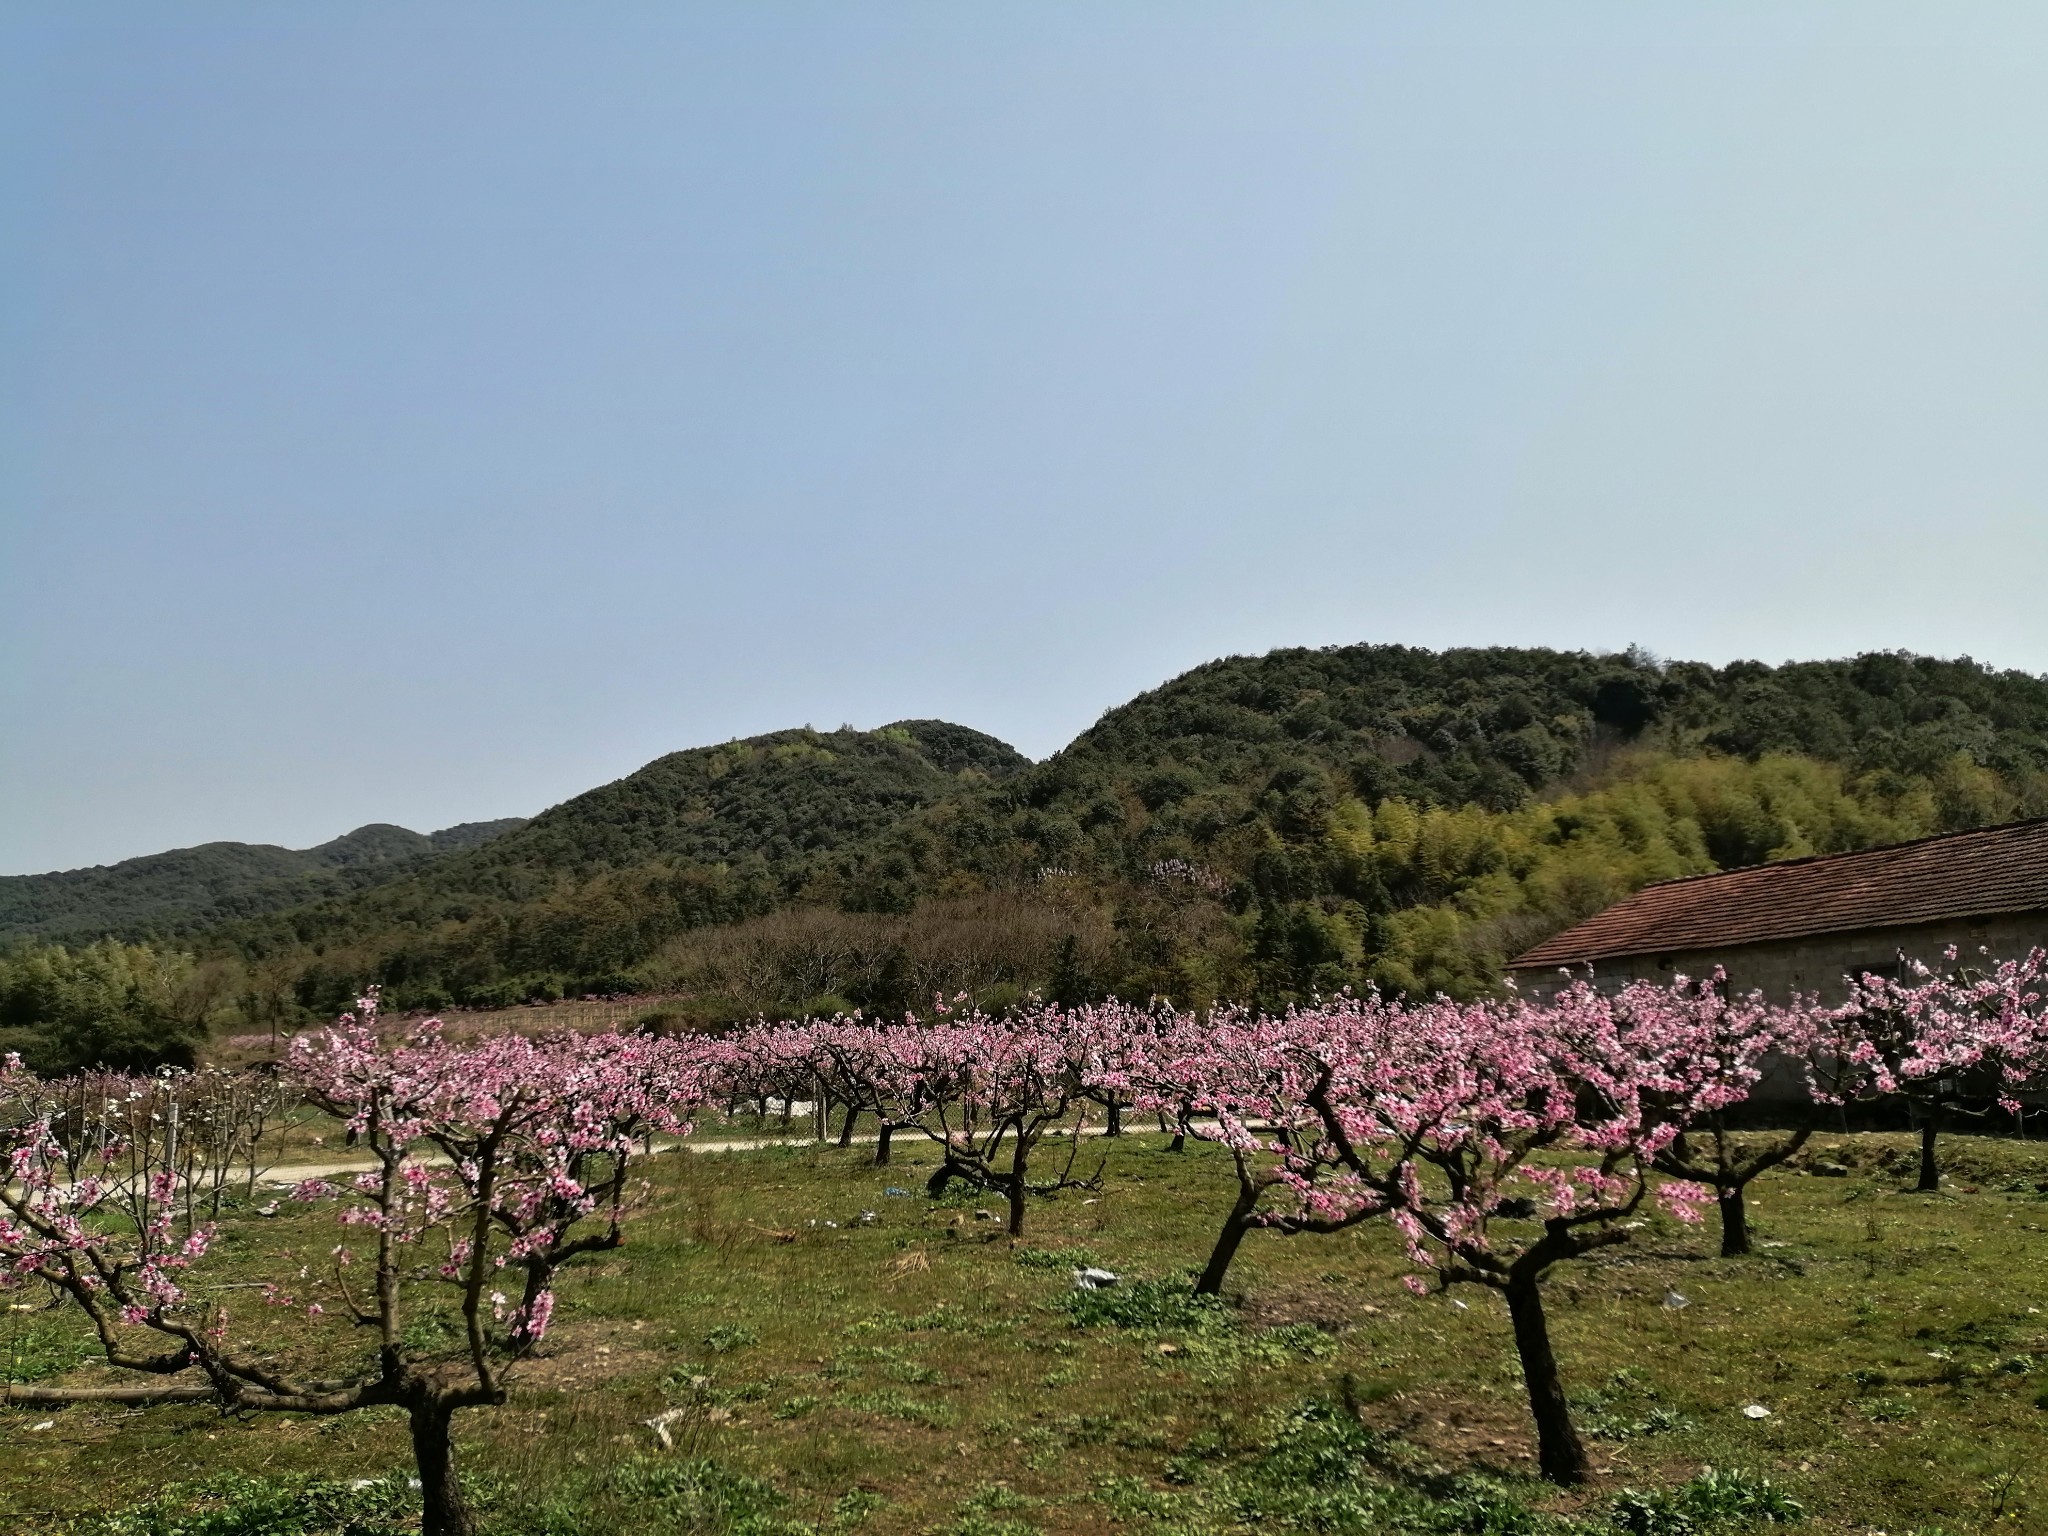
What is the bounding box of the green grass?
[11,1131,2048,1533]
[3,1308,103,1384]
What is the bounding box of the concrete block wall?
[1513,909,2048,1006]
[1510,909,2048,1104]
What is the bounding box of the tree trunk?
[1007,1139,1029,1237]
[511,1263,550,1349]
[874,1123,893,1166]
[1717,1183,1751,1258]
[1168,1131,1186,1154]
[1504,1274,1588,1485]
[1105,1098,1122,1137]
[1195,1183,1259,1296]
[410,1400,478,1536]
[1917,1109,1941,1193]
[838,1104,859,1147]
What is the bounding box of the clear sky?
[5,4,2046,875]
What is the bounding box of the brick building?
[1508,817,2048,1003]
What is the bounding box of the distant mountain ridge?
[0,818,528,946]
[167,645,2048,1017]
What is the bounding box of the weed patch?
[1607,1468,1803,1536]
[1055,1273,1337,1374]
[1055,1273,1226,1332]
[839,1389,957,1428]
[1012,1246,1102,1272]
[3,1312,99,1384]
[82,1473,419,1536]
[1098,1396,1557,1535]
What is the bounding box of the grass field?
[8,1128,2048,1534]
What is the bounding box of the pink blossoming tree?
[889,1004,1105,1236]
[1127,997,1400,1296]
[1308,985,1714,1483]
[0,994,694,1536]
[1618,971,1820,1257]
[1818,947,2048,1191]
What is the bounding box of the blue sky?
[5,4,2046,874]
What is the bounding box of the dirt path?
[256,1132,812,1185]
[254,1121,1150,1186]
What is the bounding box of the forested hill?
[824,646,2048,902]
[18,647,2048,1040]
[202,646,2048,1018]
[216,720,1031,1005]
[0,819,526,947]
[736,646,2048,1014]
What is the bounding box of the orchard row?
[3,948,2045,1529]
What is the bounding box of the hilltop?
[822,644,2048,896]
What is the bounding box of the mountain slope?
[0,819,527,947]
[446,718,1027,888]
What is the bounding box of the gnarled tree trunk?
[1503,1274,1588,1485]
[925,1157,972,1198]
[1006,1138,1030,1237]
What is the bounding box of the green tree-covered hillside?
[242,647,2048,1017]
[0,819,526,947]
[12,646,2048,1055]
[222,720,1031,1009]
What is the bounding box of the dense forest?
[5,645,2047,1066]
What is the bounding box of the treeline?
[266,647,2048,1015]
[20,740,2019,1064]
[0,941,249,1073]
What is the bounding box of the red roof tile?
[1510,817,2048,970]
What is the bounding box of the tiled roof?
[1510,817,2048,970]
